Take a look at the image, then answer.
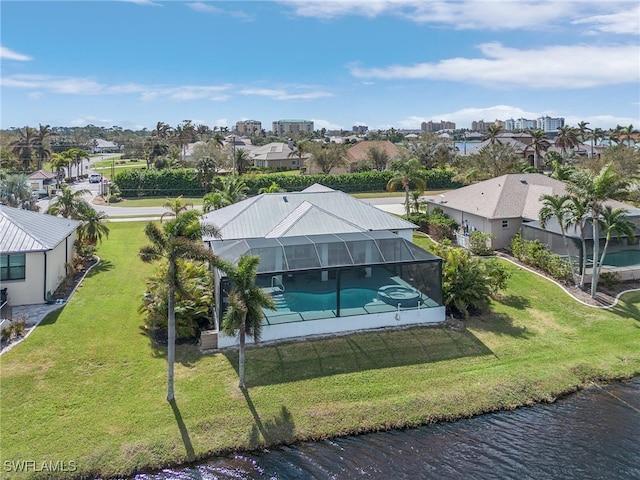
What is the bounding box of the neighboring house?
[27,170,58,197]
[201,184,445,349]
[0,205,80,307]
[250,142,304,170]
[425,174,572,249]
[90,139,122,154]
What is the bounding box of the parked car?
[89,174,103,183]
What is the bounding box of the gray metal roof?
[201,185,417,241]
[0,205,81,253]
[208,230,440,275]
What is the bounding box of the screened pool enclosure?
[207,231,444,347]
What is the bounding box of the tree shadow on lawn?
[146,335,203,368]
[85,258,114,277]
[169,398,196,461]
[466,312,531,339]
[608,293,640,324]
[242,387,295,447]
[222,325,494,388]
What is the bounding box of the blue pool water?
[589,250,640,267]
[281,288,379,312]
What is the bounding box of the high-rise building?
[537,116,565,132]
[352,125,368,135]
[235,120,262,135]
[272,119,314,135]
[421,120,456,132]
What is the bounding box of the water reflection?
[132,379,640,480]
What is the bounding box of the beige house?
[0,205,80,306]
[424,174,571,249]
[27,170,57,197]
[305,140,400,174]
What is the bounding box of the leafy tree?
[386,158,427,217]
[139,210,220,401]
[308,142,348,174]
[45,184,91,218]
[567,163,629,297]
[0,174,39,211]
[363,145,390,171]
[404,133,454,169]
[460,143,520,181]
[538,194,578,285]
[219,255,275,388]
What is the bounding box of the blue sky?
[1,0,639,132]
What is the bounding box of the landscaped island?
[1,221,639,479]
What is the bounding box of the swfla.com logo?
[4,460,78,473]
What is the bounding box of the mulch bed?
[497,252,640,308]
[52,255,100,302]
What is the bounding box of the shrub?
[509,232,572,283]
[427,208,458,241]
[468,231,494,256]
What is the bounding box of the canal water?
[133,378,640,480]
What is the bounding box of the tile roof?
[346,140,399,163]
[0,205,80,253]
[27,169,57,180]
[201,185,416,241]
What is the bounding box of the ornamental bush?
[509,232,572,283]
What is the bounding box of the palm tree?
[232,148,252,176]
[219,255,275,388]
[172,120,196,161]
[211,175,249,206]
[567,163,628,297]
[596,206,636,275]
[619,124,638,147]
[0,174,40,211]
[554,126,580,158]
[590,127,605,158]
[525,129,548,168]
[66,148,90,178]
[386,158,427,217]
[483,124,504,145]
[50,153,70,186]
[161,195,193,222]
[139,210,220,401]
[538,194,578,285]
[45,184,91,219]
[258,181,284,194]
[75,202,110,246]
[565,196,590,289]
[152,121,172,140]
[10,126,38,171]
[34,124,57,170]
[576,121,591,145]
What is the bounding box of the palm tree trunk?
[167,261,176,401]
[590,214,600,298]
[238,320,246,388]
[579,235,588,289]
[404,185,410,218]
[559,229,578,287]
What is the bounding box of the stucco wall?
[217,306,446,348]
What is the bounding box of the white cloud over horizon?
[0,46,32,61]
[350,43,640,89]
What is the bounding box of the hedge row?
[114,168,463,198]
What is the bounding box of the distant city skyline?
[1,1,639,132]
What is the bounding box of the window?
[1,254,26,281]
[502,220,509,229]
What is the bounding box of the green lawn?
[111,197,204,208]
[1,222,639,479]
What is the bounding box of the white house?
[0,205,80,306]
[201,184,445,349]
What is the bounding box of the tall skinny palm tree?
[538,194,578,286]
[564,196,589,289]
[35,124,57,170]
[554,126,580,159]
[596,206,636,274]
[386,158,427,218]
[567,163,628,297]
[10,126,38,171]
[139,210,220,401]
[220,255,275,388]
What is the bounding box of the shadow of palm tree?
[609,294,640,322]
[147,339,203,367]
[86,258,114,276]
[242,387,294,447]
[169,399,196,461]
[498,294,531,310]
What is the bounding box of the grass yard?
[1,222,639,479]
[111,197,204,208]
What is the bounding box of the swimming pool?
[280,287,380,312]
[589,250,640,267]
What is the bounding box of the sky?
[1,0,639,132]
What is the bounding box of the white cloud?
[125,0,162,6]
[572,6,640,35]
[1,74,234,101]
[281,0,593,30]
[311,118,343,131]
[70,116,115,127]
[350,43,640,88]
[239,87,333,100]
[0,46,32,61]
[187,2,223,14]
